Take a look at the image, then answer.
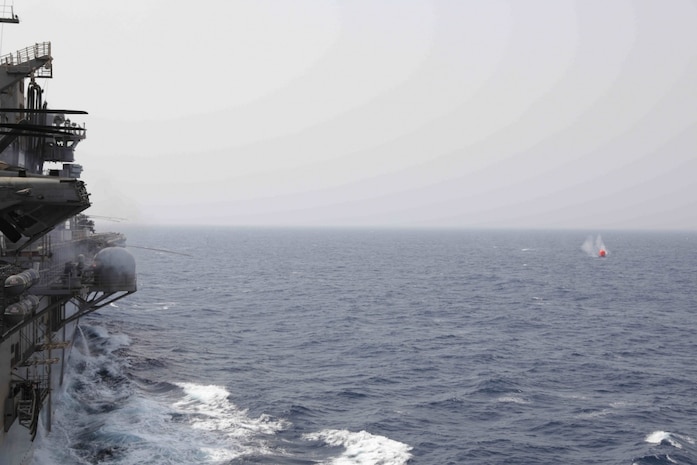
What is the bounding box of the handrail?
[0,42,51,66]
[0,43,52,77]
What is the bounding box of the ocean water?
[31,227,697,465]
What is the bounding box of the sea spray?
[304,429,413,465]
[581,234,608,257]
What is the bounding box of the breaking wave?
[32,325,287,464]
[631,431,697,465]
[304,429,413,465]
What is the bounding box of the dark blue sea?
[32,227,697,465]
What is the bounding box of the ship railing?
[34,262,89,294]
[53,262,86,287]
[0,42,52,78]
[35,262,136,294]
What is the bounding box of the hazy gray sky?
[5,0,696,229]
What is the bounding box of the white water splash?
[645,431,682,449]
[581,235,608,257]
[173,382,287,437]
[304,429,413,465]
[33,349,287,465]
[76,325,92,356]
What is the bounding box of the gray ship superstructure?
[0,8,137,465]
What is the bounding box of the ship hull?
[0,303,79,465]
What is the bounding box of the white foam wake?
[304,429,413,465]
[174,382,287,437]
[33,379,289,465]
